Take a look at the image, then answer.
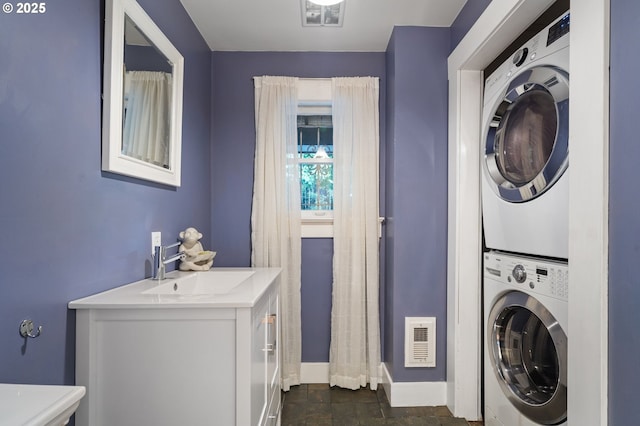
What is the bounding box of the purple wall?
[210,52,386,362]
[609,0,640,422]
[0,0,498,395]
[125,45,173,73]
[301,238,333,361]
[0,0,211,387]
[384,26,450,382]
[450,0,492,52]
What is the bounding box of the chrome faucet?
[152,241,185,280]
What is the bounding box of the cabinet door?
[266,292,279,395]
[265,290,280,425]
[252,294,269,425]
[265,383,280,426]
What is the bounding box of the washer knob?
[512,264,527,283]
[512,47,528,67]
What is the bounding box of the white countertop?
[0,384,86,426]
[68,267,281,309]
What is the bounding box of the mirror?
[103,0,184,186]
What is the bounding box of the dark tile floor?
[281,384,483,425]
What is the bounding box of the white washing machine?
[481,12,570,259]
[483,251,568,426]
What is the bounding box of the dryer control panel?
[484,11,570,104]
[484,251,569,301]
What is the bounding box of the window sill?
[301,217,385,239]
[301,218,334,238]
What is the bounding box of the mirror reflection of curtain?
[122,71,171,167]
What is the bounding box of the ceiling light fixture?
[308,0,343,5]
[301,0,345,27]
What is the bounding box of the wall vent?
[404,317,436,368]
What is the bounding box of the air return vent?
[405,317,436,368]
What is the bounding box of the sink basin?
[142,270,256,295]
[0,383,85,426]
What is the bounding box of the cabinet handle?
[263,343,274,353]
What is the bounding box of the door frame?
[446,0,610,423]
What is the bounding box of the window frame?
[297,105,334,222]
[297,80,334,237]
[296,79,384,239]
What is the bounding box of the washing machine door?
[484,65,569,202]
[487,291,567,424]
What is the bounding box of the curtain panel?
[329,76,381,390]
[251,76,302,391]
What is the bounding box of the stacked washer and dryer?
[481,11,570,426]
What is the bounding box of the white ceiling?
[179,0,468,52]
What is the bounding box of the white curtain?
[122,71,171,167]
[251,76,302,391]
[329,77,381,390]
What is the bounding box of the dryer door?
[487,291,567,425]
[484,65,569,202]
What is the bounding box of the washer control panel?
[511,264,527,283]
[484,251,568,301]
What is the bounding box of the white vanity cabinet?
[69,268,281,426]
[245,278,280,426]
[264,290,280,425]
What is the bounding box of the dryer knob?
[512,264,527,283]
[512,48,528,67]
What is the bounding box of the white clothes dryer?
[481,12,570,259]
[483,251,568,426]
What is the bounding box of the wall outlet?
[151,232,162,254]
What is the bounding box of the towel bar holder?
[19,319,42,339]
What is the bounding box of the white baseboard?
[300,362,384,385]
[300,362,330,383]
[300,362,446,408]
[381,363,447,407]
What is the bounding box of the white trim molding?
[300,362,446,408]
[381,363,446,407]
[302,217,385,238]
[567,1,610,424]
[300,362,330,384]
[447,0,609,422]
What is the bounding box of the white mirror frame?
[102,0,184,186]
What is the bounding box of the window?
[296,79,383,238]
[297,113,333,214]
[297,80,333,237]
